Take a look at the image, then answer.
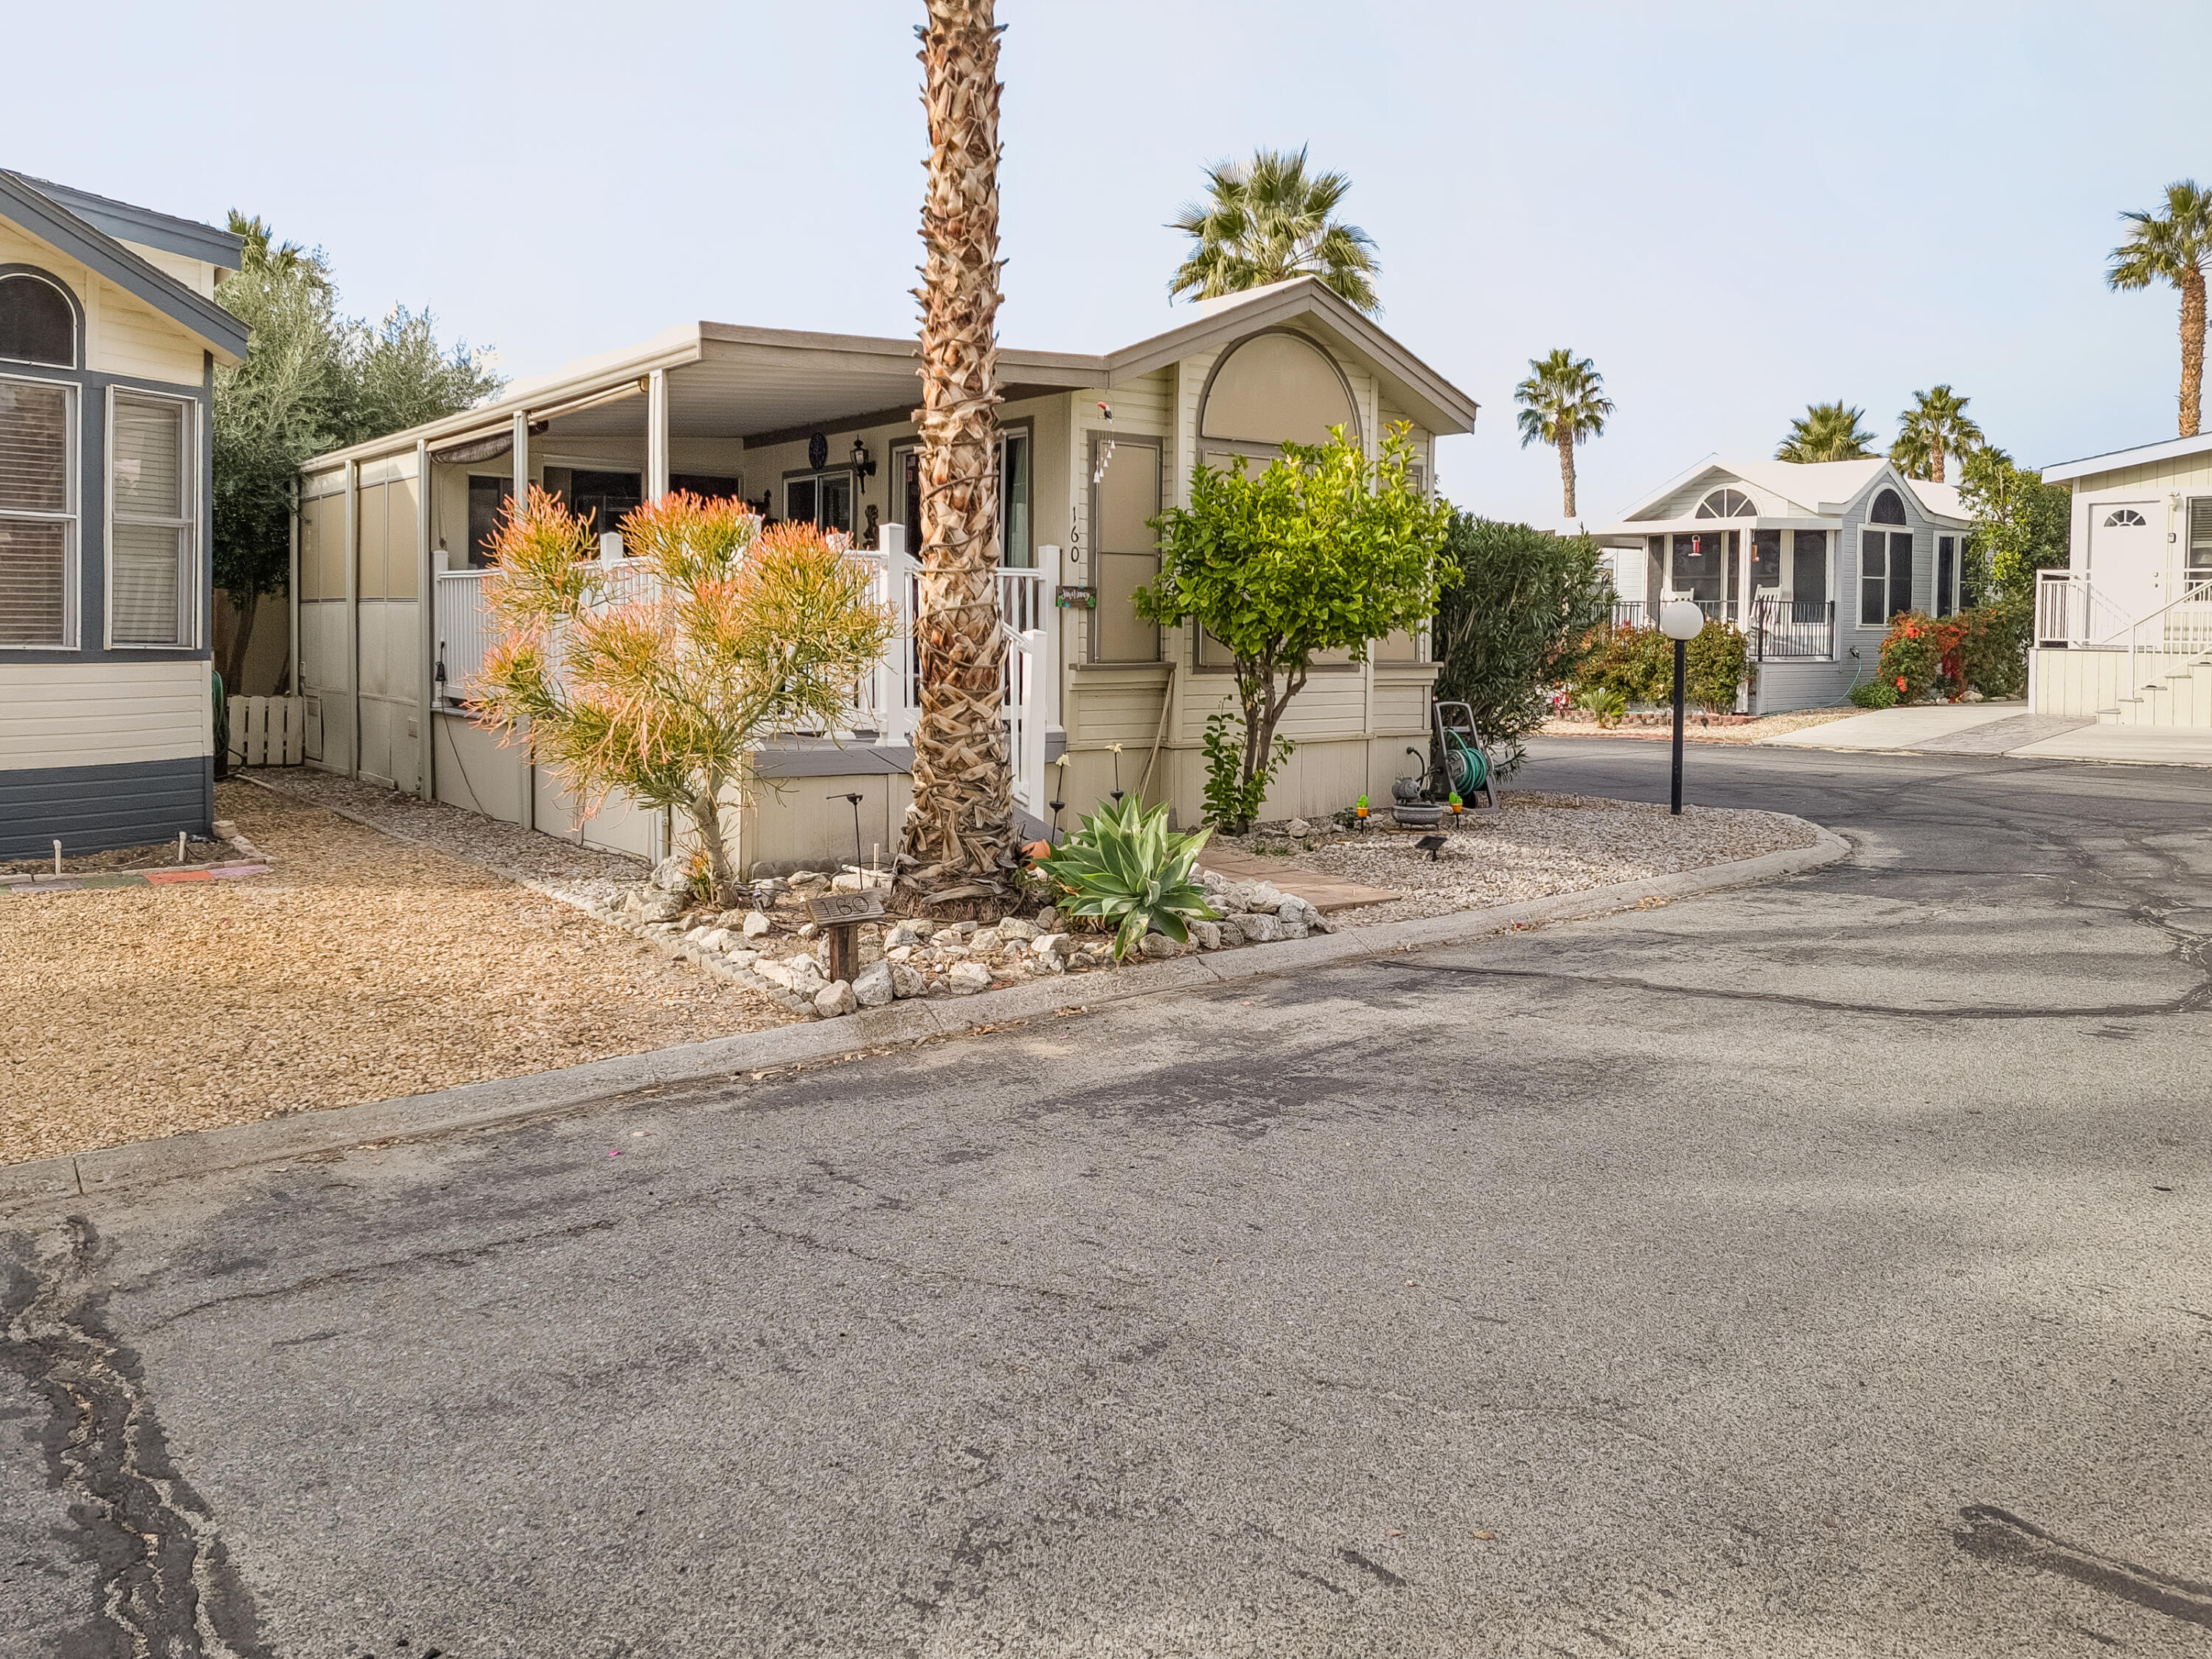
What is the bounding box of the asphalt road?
[6,738,2211,1658]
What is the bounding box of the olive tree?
[1138,425,1454,830]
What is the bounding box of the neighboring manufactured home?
[1594,457,1972,712]
[2032,432,2212,728]
[0,172,246,859]
[293,276,1478,870]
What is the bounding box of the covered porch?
[1599,515,1838,661]
[295,322,1087,867]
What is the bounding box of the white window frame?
[1859,526,1891,628]
[0,369,80,650]
[104,386,200,650]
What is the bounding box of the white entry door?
[2088,501,2161,638]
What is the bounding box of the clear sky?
[15,1,2211,527]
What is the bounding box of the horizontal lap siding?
[0,661,209,770]
[0,754,209,858]
[88,281,204,387]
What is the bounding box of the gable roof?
[1600,455,1967,535]
[16,175,241,269]
[2041,429,2212,484]
[0,170,248,364]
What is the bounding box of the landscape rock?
[651,856,689,893]
[1032,933,1070,959]
[639,892,686,925]
[998,918,1040,942]
[1217,920,1245,947]
[886,922,928,949]
[948,960,994,995]
[969,928,1004,953]
[1034,907,1064,931]
[1189,919,1222,951]
[1237,911,1284,942]
[741,911,772,939]
[813,979,857,1018]
[830,872,866,893]
[1138,933,1180,960]
[1280,920,1310,940]
[1286,818,1310,837]
[852,961,896,1008]
[931,926,970,948]
[724,949,758,968]
[787,870,824,888]
[715,908,753,929]
[890,964,925,999]
[699,928,733,952]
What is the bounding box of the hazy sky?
[15,1,2210,526]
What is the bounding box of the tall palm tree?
[2108,180,2212,437]
[1167,147,1381,315]
[1888,384,1983,483]
[900,0,1015,912]
[1513,350,1613,520]
[1776,402,1876,463]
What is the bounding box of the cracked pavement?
[4,737,2211,1657]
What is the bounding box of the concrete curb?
[2,820,1849,1211]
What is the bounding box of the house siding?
[0,754,211,858]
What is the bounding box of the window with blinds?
[2190,498,2212,586]
[0,375,74,647]
[110,391,194,647]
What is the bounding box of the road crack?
[1,1217,270,1657]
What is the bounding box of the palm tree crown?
[2108,179,2212,437]
[1167,147,1380,315]
[1889,385,1983,484]
[1777,402,1876,463]
[1514,349,1613,519]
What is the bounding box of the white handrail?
[2126,574,2212,700]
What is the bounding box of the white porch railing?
[431,524,1060,820]
[2034,570,2135,650]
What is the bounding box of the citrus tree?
[473,490,891,905]
[1138,425,1454,830]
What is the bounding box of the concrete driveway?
[5,740,2211,1658]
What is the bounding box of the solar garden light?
[1658,599,1705,817]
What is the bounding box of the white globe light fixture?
[1657,600,1704,814]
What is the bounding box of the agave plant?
[1036,796,1218,960]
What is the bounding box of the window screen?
[1936,536,1955,618]
[110,392,192,645]
[1860,529,1888,627]
[2190,498,2212,585]
[0,379,73,647]
[467,476,511,568]
[0,274,74,367]
[1888,530,1913,620]
[1091,438,1161,663]
[1792,530,1826,605]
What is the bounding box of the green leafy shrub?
[1878,611,1969,703]
[1034,796,1219,960]
[1683,622,1751,712]
[1573,684,1627,726]
[1574,624,1674,706]
[1958,594,2030,697]
[1200,710,1293,832]
[1430,515,1614,773]
[1848,676,1900,709]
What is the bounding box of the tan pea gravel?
[1540,706,1862,744]
[1281,792,1819,928]
[1,782,792,1166]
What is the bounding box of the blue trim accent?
[15,176,242,269]
[0,755,212,858]
[0,172,249,361]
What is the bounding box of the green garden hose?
[1443,729,1487,796]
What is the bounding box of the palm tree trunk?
[1930,442,1945,485]
[900,0,1014,911]
[1557,431,1577,520]
[2182,267,2206,438]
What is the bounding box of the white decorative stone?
[797,922,819,940]
[651,856,689,893]
[1248,883,1286,913]
[741,911,772,939]
[1286,818,1310,837]
[948,960,994,995]
[998,918,1040,942]
[969,928,1004,953]
[1032,932,1070,959]
[891,964,925,999]
[830,872,866,892]
[886,922,928,950]
[1280,920,1310,940]
[724,948,758,968]
[852,961,896,1008]
[814,979,857,1018]
[1189,919,1222,951]
[1237,911,1284,943]
[788,870,825,887]
[886,944,917,963]
[931,926,969,948]
[1034,907,1063,931]
[1217,920,1245,947]
[699,928,732,952]
[639,891,686,924]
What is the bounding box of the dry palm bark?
[900,0,1015,911]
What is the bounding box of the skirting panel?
[0,754,212,859]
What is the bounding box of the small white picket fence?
[226,695,308,768]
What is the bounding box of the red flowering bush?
[1877,611,1967,703]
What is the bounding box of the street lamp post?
[1658,599,1705,817]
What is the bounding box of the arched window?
[2104,507,2147,527]
[1197,330,1360,453]
[0,271,77,367]
[1868,488,1907,526]
[1695,487,1756,518]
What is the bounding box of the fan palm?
[1888,385,1983,483]
[1167,147,1381,315]
[2108,180,2212,437]
[900,0,1015,911]
[1513,349,1613,520]
[1776,402,1876,463]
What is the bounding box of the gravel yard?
[1539,706,1861,743]
[1,781,791,1166]
[1227,792,1819,929]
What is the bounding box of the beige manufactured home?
[294,276,1478,869]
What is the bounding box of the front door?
[2088,501,2160,637]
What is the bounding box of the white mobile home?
[2033,433,2212,728]
[1595,457,1972,712]
[0,172,246,858]
[294,277,1478,869]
